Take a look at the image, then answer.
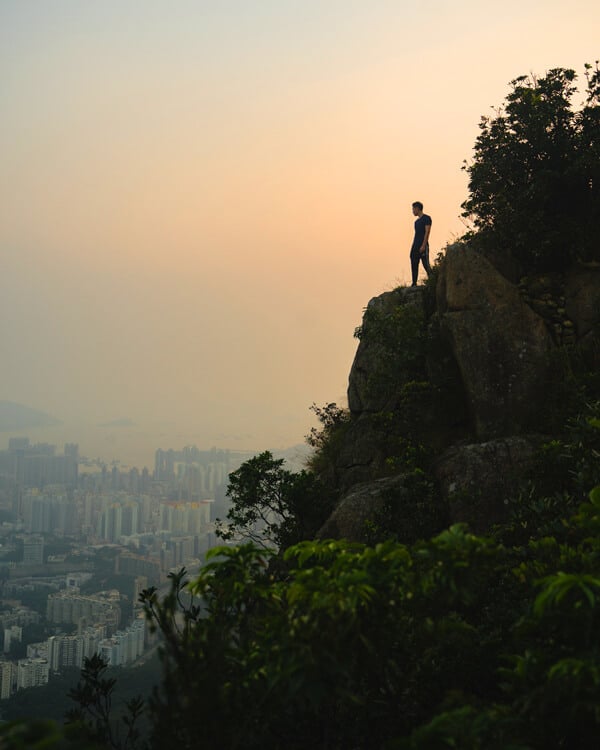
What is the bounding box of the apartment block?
[16,658,49,690]
[46,590,121,633]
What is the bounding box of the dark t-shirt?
[411,214,432,252]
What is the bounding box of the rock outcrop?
[317,473,445,544]
[437,245,554,439]
[317,244,600,542]
[565,265,600,367]
[317,475,413,544]
[347,286,424,415]
[433,436,541,533]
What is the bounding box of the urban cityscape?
[0,437,264,701]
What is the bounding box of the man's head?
[412,201,423,216]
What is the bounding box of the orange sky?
[1,1,599,466]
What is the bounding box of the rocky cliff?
[318,244,600,541]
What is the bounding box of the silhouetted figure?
[410,201,432,286]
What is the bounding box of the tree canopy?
[462,64,600,270]
[216,450,336,550]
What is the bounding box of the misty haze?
[2,1,599,747]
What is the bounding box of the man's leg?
[410,249,420,285]
[421,246,432,277]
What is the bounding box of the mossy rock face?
[434,436,542,533]
[349,246,564,449]
[317,473,446,545]
[565,265,600,339]
[437,246,554,439]
[318,243,600,539]
[348,287,426,415]
[345,286,469,470]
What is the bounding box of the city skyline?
[0,423,308,470]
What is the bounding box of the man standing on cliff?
[410,201,432,286]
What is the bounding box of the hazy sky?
[1,1,599,465]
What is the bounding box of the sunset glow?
[2,0,599,464]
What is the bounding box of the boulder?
[323,416,392,492]
[347,287,423,415]
[437,246,554,439]
[434,436,540,533]
[317,474,445,544]
[565,265,600,338]
[317,476,402,543]
[471,245,524,284]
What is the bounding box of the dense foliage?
[11,406,588,750]
[128,405,600,750]
[462,64,600,270]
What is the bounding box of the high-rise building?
[121,503,139,536]
[46,591,121,633]
[159,500,212,534]
[132,576,148,609]
[16,658,49,690]
[97,618,145,667]
[22,535,44,565]
[3,625,22,654]
[115,552,161,585]
[47,626,104,672]
[0,660,15,700]
[8,438,29,451]
[0,441,78,489]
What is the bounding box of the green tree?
[138,532,512,749]
[66,654,145,750]
[138,486,600,749]
[216,450,335,549]
[462,64,600,270]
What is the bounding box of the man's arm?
[420,223,431,253]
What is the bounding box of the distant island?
[0,401,61,431]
